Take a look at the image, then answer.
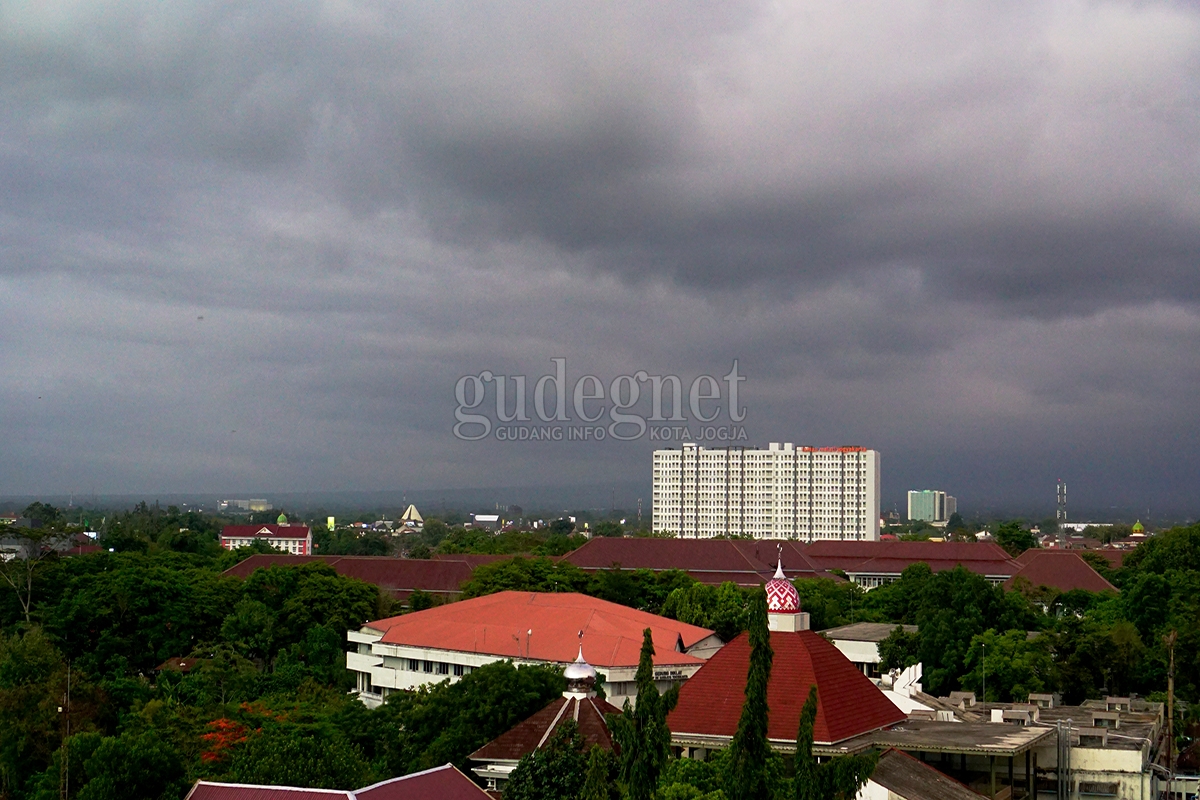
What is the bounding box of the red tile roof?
[563,538,836,584]
[223,555,474,600]
[668,629,906,745]
[469,695,621,762]
[364,591,716,668]
[355,765,491,800]
[1004,551,1117,594]
[801,541,1016,575]
[185,784,351,800]
[221,524,311,540]
[184,765,488,800]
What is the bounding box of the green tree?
[610,629,679,800]
[794,687,876,800]
[74,731,189,800]
[461,557,591,598]
[229,721,371,790]
[961,629,1053,702]
[725,591,772,800]
[0,527,72,623]
[377,660,564,774]
[995,521,1036,557]
[504,719,589,800]
[877,626,920,673]
[581,745,616,800]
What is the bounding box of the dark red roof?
[365,591,715,668]
[563,538,835,584]
[800,540,1015,575]
[185,784,350,800]
[431,553,524,568]
[184,765,488,800]
[470,695,620,762]
[221,524,311,540]
[668,629,906,745]
[1004,551,1117,594]
[222,555,474,600]
[355,765,490,800]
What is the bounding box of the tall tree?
[0,527,71,623]
[794,687,876,800]
[580,745,615,800]
[725,590,773,800]
[610,628,679,800]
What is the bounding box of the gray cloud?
[1,0,1198,517]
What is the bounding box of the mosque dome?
[1132,520,1144,534]
[277,512,288,525]
[564,647,597,695]
[765,559,800,613]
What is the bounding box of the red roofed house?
[1005,550,1117,594]
[469,649,620,793]
[348,591,722,709]
[184,763,488,800]
[668,560,906,757]
[220,517,313,555]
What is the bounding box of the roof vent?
[1090,711,1120,729]
[1078,727,1109,747]
[1028,693,1057,708]
[948,691,977,708]
[1104,696,1131,712]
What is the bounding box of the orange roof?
[668,629,906,745]
[364,591,716,668]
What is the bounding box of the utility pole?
[981,642,987,704]
[1165,629,1177,797]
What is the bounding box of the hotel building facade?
[652,442,881,541]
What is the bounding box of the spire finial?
[774,543,785,579]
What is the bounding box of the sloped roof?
[1004,551,1116,594]
[185,783,352,800]
[562,538,835,584]
[221,524,311,540]
[870,749,986,800]
[355,765,490,800]
[801,541,1016,575]
[364,591,716,668]
[470,695,620,762]
[668,629,906,745]
[184,765,487,800]
[222,555,474,599]
[399,504,423,523]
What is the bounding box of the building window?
[453,664,464,676]
[437,662,449,675]
[422,660,434,673]
[407,659,420,671]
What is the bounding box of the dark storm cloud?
[1,0,1198,514]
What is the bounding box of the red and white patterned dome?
[765,559,800,613]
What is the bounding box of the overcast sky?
[2,1,1198,517]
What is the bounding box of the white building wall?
[653,443,880,540]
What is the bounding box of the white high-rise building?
[652,443,881,540]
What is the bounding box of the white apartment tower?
[652,443,881,540]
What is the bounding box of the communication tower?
[1056,480,1067,547]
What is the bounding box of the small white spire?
[774,544,786,580]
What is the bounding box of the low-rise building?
[347,590,722,709]
[219,517,312,555]
[822,622,918,678]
